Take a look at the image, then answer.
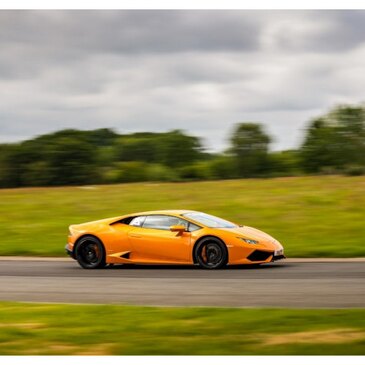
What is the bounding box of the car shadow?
[104,262,289,271]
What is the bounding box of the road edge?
[0,256,365,262]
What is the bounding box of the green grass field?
[0,303,364,355]
[0,175,364,257]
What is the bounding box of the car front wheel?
[194,237,227,269]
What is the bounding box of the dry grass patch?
[263,328,365,346]
[76,343,115,355]
[0,322,45,329]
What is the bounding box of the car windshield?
[182,212,237,228]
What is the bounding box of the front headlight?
[237,237,259,244]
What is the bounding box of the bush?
[268,150,301,177]
[177,161,213,181]
[320,166,340,175]
[105,162,149,183]
[208,156,237,180]
[146,164,178,182]
[22,161,51,186]
[343,165,365,176]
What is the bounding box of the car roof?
[129,209,197,216]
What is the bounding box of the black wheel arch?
[192,235,228,264]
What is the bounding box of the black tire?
[75,236,106,269]
[194,237,228,269]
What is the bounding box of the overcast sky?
[1,10,365,151]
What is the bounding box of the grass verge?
[0,175,365,257]
[0,303,365,355]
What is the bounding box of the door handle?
[130,234,142,238]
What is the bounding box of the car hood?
[219,226,282,250]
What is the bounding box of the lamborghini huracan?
[65,210,285,269]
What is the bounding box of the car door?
[128,215,192,263]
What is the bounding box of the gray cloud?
[0,11,260,54]
[1,10,365,151]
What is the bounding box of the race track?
[0,259,364,307]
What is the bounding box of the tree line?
[0,104,364,188]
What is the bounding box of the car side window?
[176,219,200,231]
[142,215,178,230]
[141,215,200,231]
[129,216,146,227]
[188,222,201,232]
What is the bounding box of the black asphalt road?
[0,259,364,307]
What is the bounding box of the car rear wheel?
[75,236,106,269]
[194,237,227,269]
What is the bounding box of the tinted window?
[129,216,146,227]
[142,215,190,230]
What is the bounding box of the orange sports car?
[65,210,285,269]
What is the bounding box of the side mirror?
[170,225,186,233]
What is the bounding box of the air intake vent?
[247,250,273,262]
[120,252,130,259]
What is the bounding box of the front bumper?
[272,248,286,261]
[65,244,75,259]
[271,254,286,261]
[246,249,286,263]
